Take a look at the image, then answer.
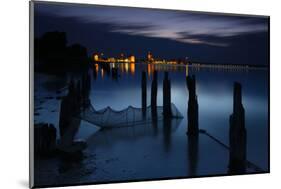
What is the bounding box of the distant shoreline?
[93,61,268,70]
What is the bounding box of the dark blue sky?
[34,2,269,65]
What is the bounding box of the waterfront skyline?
[34,2,268,65]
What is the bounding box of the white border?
[1,0,280,189]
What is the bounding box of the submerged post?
[151,70,158,117]
[142,71,147,117]
[59,81,75,138]
[163,72,172,118]
[228,82,247,174]
[58,79,87,154]
[186,75,199,135]
[81,72,91,109]
[59,81,82,144]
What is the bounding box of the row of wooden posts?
[141,71,172,118]
[141,70,247,173]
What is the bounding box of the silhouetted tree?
[34,31,89,74]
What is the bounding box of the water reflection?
[163,118,172,152]
[92,62,256,82]
[88,63,268,172]
[130,63,135,75]
[35,62,268,185]
[101,68,104,79]
[188,134,199,176]
[125,63,129,73]
[87,118,182,147]
[93,62,137,78]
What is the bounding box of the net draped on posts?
[75,103,183,129]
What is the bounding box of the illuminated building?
[91,51,182,65]
[124,58,129,63]
[130,55,135,62]
[108,57,115,62]
[147,51,153,62]
[167,61,177,65]
[93,54,99,62]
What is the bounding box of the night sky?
[34,2,269,65]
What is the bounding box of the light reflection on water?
[90,63,268,167]
[34,63,268,185]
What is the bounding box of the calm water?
[34,63,269,186]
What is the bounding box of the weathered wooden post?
[92,66,97,80]
[34,123,57,156]
[186,75,199,135]
[162,72,172,151]
[59,82,74,138]
[68,78,75,97]
[163,72,172,118]
[59,81,81,143]
[81,73,91,109]
[75,80,81,109]
[142,71,147,117]
[228,82,247,174]
[151,70,158,118]
[186,75,199,175]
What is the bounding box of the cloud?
[35,2,268,47]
